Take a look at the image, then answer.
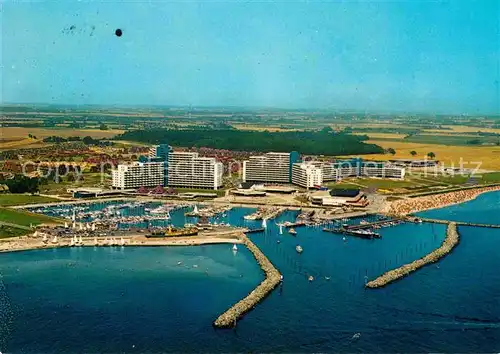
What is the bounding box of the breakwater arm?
[213,233,282,328]
[365,222,459,289]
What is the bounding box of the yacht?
[52,236,58,244]
[296,245,303,253]
[232,244,238,252]
[308,275,314,282]
[288,228,297,235]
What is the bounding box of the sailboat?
[33,230,38,237]
[70,237,76,247]
[232,244,238,252]
[72,210,76,222]
[120,238,125,246]
[79,235,83,245]
[64,222,69,228]
[91,223,96,232]
[72,222,76,229]
[279,224,283,235]
[52,235,58,244]
[42,234,47,242]
[262,219,267,229]
[193,205,199,214]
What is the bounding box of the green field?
[0,225,29,238]
[0,194,59,207]
[0,208,62,227]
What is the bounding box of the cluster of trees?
[43,136,104,145]
[117,128,385,155]
[3,175,40,194]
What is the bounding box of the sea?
[1,192,499,352]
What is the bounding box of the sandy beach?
[386,185,500,215]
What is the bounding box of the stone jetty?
[365,222,459,289]
[213,233,282,328]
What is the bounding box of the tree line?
[117,128,384,155]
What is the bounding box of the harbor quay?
[365,222,460,289]
[213,233,282,328]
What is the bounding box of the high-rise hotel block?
[167,152,223,190]
[242,151,300,183]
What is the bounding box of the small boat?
[288,228,297,235]
[325,276,331,281]
[277,240,281,244]
[70,238,75,247]
[120,238,125,246]
[296,245,303,253]
[42,234,47,243]
[79,235,83,245]
[352,333,361,340]
[177,261,183,266]
[280,275,284,282]
[52,236,58,244]
[262,219,267,228]
[308,275,314,282]
[343,237,347,242]
[232,244,238,252]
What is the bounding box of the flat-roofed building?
[292,162,323,189]
[242,151,300,183]
[167,152,223,190]
[361,162,406,179]
[310,189,369,207]
[112,162,165,190]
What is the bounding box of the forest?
[117,128,384,155]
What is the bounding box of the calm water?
[2,194,500,352]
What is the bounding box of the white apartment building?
[291,163,323,188]
[243,152,294,183]
[167,152,223,190]
[311,161,340,182]
[361,163,406,179]
[112,162,165,190]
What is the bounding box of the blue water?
[2,194,500,352]
[416,190,500,224]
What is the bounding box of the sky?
[1,1,499,114]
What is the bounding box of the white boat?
[42,234,47,242]
[343,237,347,242]
[232,244,238,252]
[279,224,283,235]
[120,238,125,246]
[288,228,297,235]
[52,236,58,244]
[79,235,83,245]
[193,205,199,214]
[308,275,314,282]
[33,230,38,237]
[70,238,75,247]
[296,245,303,253]
[64,222,68,228]
[91,224,96,232]
[262,219,267,228]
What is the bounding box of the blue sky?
[2,1,499,114]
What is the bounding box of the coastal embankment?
[386,185,500,215]
[213,233,282,328]
[0,232,243,254]
[366,222,459,289]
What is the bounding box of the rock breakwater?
[213,233,282,328]
[366,222,459,289]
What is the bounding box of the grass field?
[0,207,62,227]
[0,225,29,238]
[0,194,59,207]
[348,140,500,171]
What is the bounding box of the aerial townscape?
[1,1,499,353]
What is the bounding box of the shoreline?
[386,186,500,215]
[0,234,243,254]
[366,222,459,289]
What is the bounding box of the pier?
[323,228,381,239]
[213,233,282,328]
[344,217,405,230]
[413,217,500,229]
[365,222,459,289]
